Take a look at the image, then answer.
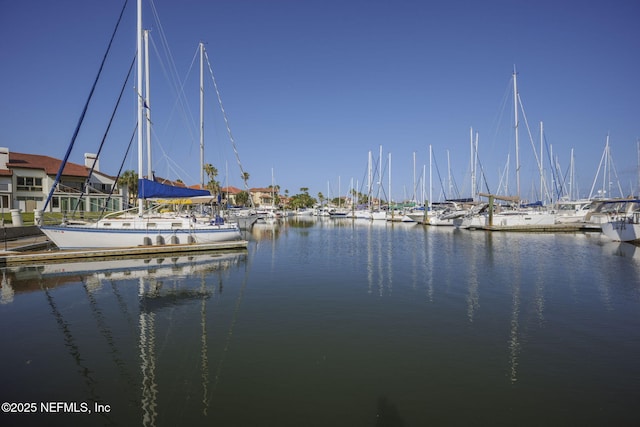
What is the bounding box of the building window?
[16,176,43,192]
[16,196,43,202]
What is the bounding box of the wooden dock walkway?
[0,239,249,266]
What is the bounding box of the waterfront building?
[0,147,123,214]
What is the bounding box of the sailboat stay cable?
[204,50,250,192]
[100,125,138,219]
[430,150,448,201]
[517,93,551,202]
[71,54,136,217]
[147,35,199,162]
[543,132,565,201]
[558,161,572,200]
[42,0,130,213]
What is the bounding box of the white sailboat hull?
[40,217,241,249]
[371,211,387,221]
[456,211,556,229]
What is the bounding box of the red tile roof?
[251,187,277,193]
[221,186,243,194]
[5,152,89,177]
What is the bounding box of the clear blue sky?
[1,0,639,202]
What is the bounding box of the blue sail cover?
[138,178,211,199]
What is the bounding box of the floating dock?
[0,240,249,266]
[476,223,602,233]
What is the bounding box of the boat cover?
[138,178,210,199]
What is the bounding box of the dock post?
[424,201,429,225]
[10,209,23,226]
[488,195,494,227]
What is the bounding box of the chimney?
[0,147,8,169]
[84,153,99,172]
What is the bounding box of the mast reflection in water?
[2,218,640,426]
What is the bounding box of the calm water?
[1,218,640,426]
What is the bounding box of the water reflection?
[375,396,405,426]
[3,221,640,425]
[1,250,247,426]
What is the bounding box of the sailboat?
[600,199,640,242]
[455,69,556,229]
[38,0,242,249]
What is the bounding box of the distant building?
[221,186,243,206]
[250,187,278,207]
[0,148,123,214]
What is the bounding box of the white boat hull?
[40,217,241,249]
[601,220,640,242]
[371,211,387,221]
[456,212,556,229]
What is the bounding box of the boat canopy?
[138,178,210,199]
[600,199,640,204]
[521,201,543,208]
[445,198,474,203]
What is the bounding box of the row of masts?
[329,125,632,211]
[137,6,634,209]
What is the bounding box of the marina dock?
[476,223,602,233]
[0,232,248,266]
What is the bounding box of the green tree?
[204,163,220,195]
[273,185,281,206]
[118,170,138,208]
[289,190,317,209]
[236,190,250,206]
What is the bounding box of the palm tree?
[240,171,255,207]
[204,163,220,195]
[118,170,138,208]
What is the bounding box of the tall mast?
[429,145,433,208]
[569,148,575,200]
[136,0,144,215]
[447,149,452,198]
[367,151,372,210]
[637,139,640,197]
[539,121,544,204]
[388,153,392,208]
[144,29,152,180]
[513,66,520,199]
[378,145,383,207]
[412,151,416,203]
[605,134,610,197]
[200,42,205,189]
[422,164,426,205]
[470,127,475,200]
